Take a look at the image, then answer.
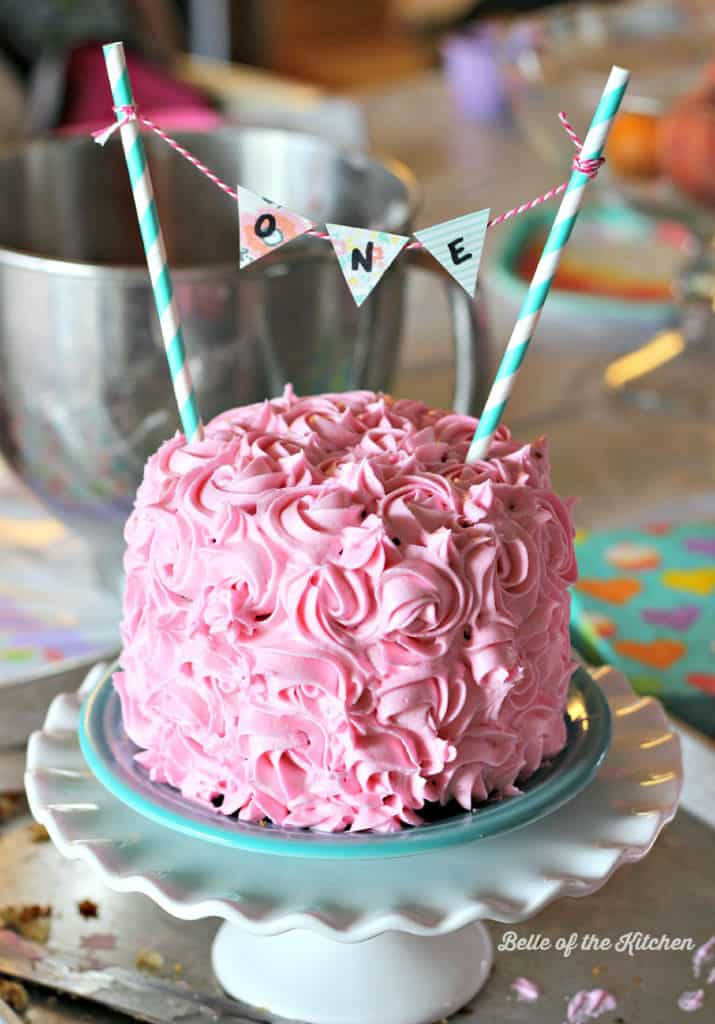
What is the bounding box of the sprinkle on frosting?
[117,388,576,832]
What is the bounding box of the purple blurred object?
[441,26,510,123]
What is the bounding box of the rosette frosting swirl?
[117,387,576,832]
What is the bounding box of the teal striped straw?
[467,65,630,463]
[101,42,204,442]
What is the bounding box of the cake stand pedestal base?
[211,920,493,1024]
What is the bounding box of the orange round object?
[658,96,715,206]
[606,111,661,180]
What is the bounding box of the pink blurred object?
[57,43,221,136]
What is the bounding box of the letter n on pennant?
[326,224,409,307]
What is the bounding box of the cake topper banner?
[93,101,604,308]
[237,188,487,304]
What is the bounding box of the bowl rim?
[0,125,420,279]
[486,202,688,323]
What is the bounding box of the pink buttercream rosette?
[117,388,577,833]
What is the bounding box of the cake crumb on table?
[0,905,52,943]
[0,795,22,824]
[136,949,165,972]
[511,977,541,1002]
[28,823,50,843]
[565,988,617,1024]
[678,989,704,1013]
[77,899,99,918]
[0,978,29,1012]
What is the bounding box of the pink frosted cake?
[117,388,577,833]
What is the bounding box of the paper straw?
[467,65,630,463]
[101,42,204,442]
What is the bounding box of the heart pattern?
[641,604,701,631]
[685,537,715,557]
[573,523,715,738]
[606,543,661,571]
[576,578,642,605]
[631,674,664,696]
[661,567,715,597]
[581,611,617,639]
[644,522,672,535]
[687,673,715,696]
[614,639,687,670]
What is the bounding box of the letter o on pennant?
[254,213,277,239]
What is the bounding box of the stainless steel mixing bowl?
[0,128,487,583]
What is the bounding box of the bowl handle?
[406,247,491,414]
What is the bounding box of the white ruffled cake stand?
[25,664,681,1024]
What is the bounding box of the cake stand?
[25,665,682,1024]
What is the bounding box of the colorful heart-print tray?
[570,522,715,737]
[0,461,119,688]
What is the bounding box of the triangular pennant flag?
[414,208,490,297]
[326,225,410,307]
[237,186,314,268]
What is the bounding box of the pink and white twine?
[93,106,603,243]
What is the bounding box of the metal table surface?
[2,70,715,1023]
[1,803,714,1024]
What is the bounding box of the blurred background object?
[0,0,185,135]
[503,1,715,421]
[482,204,697,415]
[226,1,431,89]
[0,53,24,143]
